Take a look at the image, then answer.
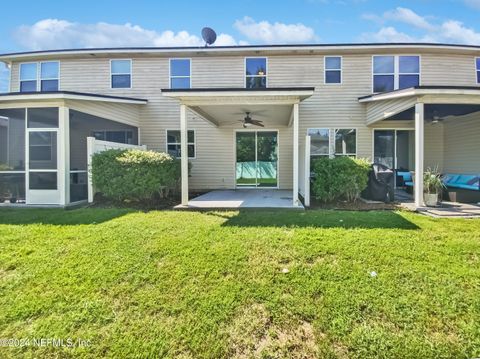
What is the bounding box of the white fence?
[299,135,311,207]
[86,137,147,203]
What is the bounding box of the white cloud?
[361,7,480,45]
[383,7,435,31]
[234,16,317,44]
[14,19,239,50]
[360,27,416,43]
[440,20,480,44]
[0,64,10,93]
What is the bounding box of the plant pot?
[9,197,17,204]
[424,193,439,207]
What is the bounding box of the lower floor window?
[308,128,330,160]
[167,130,195,158]
[308,128,357,158]
[334,129,357,157]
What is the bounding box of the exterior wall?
[7,50,480,191]
[443,115,480,174]
[424,122,444,172]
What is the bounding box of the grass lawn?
[0,208,479,358]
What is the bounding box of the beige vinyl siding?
[192,57,244,88]
[443,115,480,174]
[10,63,19,92]
[6,49,480,191]
[65,100,141,127]
[421,54,477,86]
[365,97,417,125]
[286,55,371,160]
[424,123,444,172]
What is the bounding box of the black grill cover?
[362,163,395,202]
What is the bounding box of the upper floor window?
[324,56,342,84]
[476,58,480,83]
[40,62,59,91]
[245,57,267,89]
[20,61,59,92]
[170,59,191,89]
[373,55,419,93]
[111,60,131,89]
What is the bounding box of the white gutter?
[359,88,480,103]
[2,43,480,61]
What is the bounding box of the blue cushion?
[443,173,480,191]
[397,171,412,182]
[405,181,414,187]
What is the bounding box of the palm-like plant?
[423,166,445,194]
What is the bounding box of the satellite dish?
[201,27,217,46]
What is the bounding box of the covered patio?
[184,189,302,209]
[360,86,480,208]
[162,87,314,208]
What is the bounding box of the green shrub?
[311,156,370,203]
[91,149,180,201]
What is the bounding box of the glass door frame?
[26,125,61,205]
[234,129,279,189]
[372,128,414,188]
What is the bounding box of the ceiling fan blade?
[251,120,265,127]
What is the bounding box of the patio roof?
[162,87,315,127]
[359,86,480,103]
[359,86,480,125]
[0,91,148,105]
[162,87,315,106]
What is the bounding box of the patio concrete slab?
[181,189,303,209]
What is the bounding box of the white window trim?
[244,57,268,89]
[19,61,60,92]
[475,57,480,84]
[110,59,132,89]
[333,128,358,157]
[372,55,421,93]
[165,129,196,159]
[324,56,342,85]
[169,58,192,89]
[307,128,331,157]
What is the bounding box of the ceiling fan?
[238,112,264,128]
[429,110,445,125]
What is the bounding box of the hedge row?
[91,149,180,201]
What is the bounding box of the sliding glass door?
[236,131,278,188]
[373,129,415,187]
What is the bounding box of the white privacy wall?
[86,137,146,202]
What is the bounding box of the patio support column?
[180,104,189,206]
[293,103,299,206]
[59,106,70,206]
[414,102,424,208]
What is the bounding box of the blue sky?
[2,0,480,91]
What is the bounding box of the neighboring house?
[0,43,479,207]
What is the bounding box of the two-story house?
[0,43,479,208]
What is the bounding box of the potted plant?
[423,167,445,207]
